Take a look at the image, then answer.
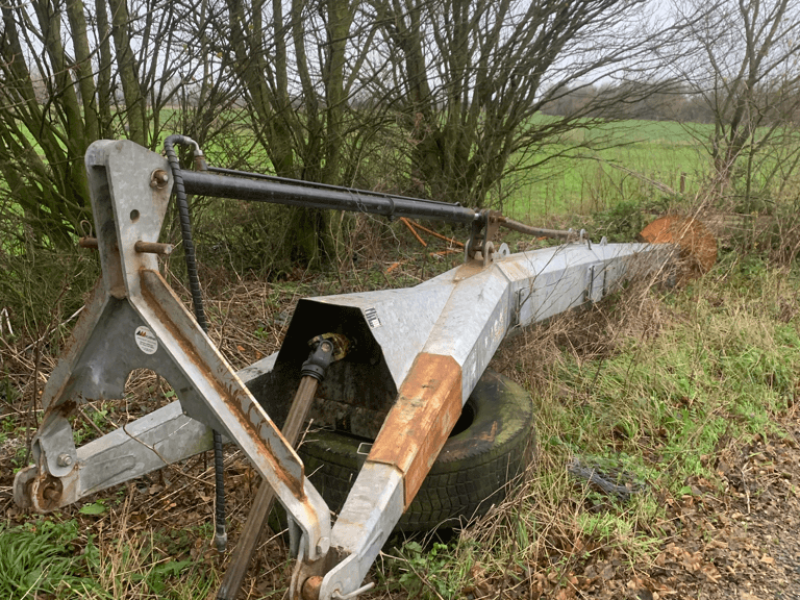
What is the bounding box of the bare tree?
[669,0,800,206]
[0,0,238,247]
[219,0,397,264]
[366,0,677,208]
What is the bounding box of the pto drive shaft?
[217,334,349,600]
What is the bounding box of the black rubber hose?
[164,135,228,553]
[164,135,209,330]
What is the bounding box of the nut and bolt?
[150,169,169,189]
[56,453,73,467]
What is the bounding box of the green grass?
[540,257,800,487]
[502,119,713,220]
[0,519,101,599]
[0,517,218,600]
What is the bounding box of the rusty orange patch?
[366,353,462,509]
[639,215,717,279]
[476,420,498,443]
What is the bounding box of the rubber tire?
[298,370,535,532]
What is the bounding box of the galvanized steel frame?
[12,139,675,600]
[14,141,330,563]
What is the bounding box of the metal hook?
[79,220,93,238]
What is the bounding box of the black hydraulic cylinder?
[180,171,479,225]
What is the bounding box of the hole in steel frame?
[124,367,178,418]
[449,399,475,437]
[130,209,140,222]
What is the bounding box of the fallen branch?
[567,457,644,501]
[429,249,460,257]
[400,218,427,247]
[407,221,464,247]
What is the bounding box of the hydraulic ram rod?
[180,171,480,224]
[205,166,458,209]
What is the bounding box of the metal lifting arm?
[13,141,331,562]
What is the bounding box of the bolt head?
[56,453,73,467]
[150,169,169,189]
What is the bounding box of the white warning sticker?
[134,326,159,355]
[365,307,382,329]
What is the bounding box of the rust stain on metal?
[139,271,305,498]
[301,576,323,600]
[367,353,462,509]
[134,240,173,255]
[36,475,63,511]
[42,396,77,422]
[453,259,488,281]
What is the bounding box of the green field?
[502,119,713,221]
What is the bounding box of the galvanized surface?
[317,463,405,600]
[23,287,232,501]
[77,402,214,497]
[274,240,672,438]
[15,352,277,511]
[133,258,330,562]
[134,269,305,487]
[306,281,455,387]
[17,140,331,563]
[281,241,672,598]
